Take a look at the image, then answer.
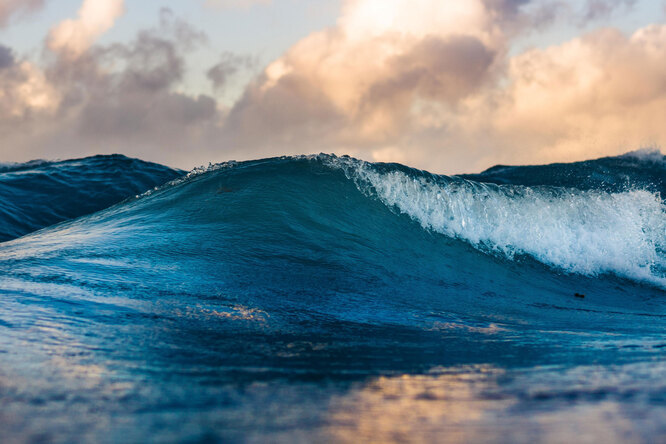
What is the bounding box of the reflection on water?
[327,366,509,443]
[2,347,666,443]
[322,363,666,443]
[2,285,666,443]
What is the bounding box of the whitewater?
[0,151,665,442]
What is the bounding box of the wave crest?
[325,155,666,287]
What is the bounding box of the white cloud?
[48,0,125,57]
[0,60,60,118]
[218,0,521,168]
[218,0,666,173]
[0,9,219,167]
[1,0,665,173]
[490,24,666,165]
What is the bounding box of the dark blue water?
[0,154,182,242]
[461,149,666,195]
[1,151,665,443]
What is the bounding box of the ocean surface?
[0,151,665,443]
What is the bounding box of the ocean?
[1,151,664,442]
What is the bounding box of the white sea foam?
[327,156,666,287]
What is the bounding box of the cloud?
[0,0,44,27]
[207,52,256,91]
[217,0,518,163]
[1,0,665,174]
[580,0,636,23]
[214,0,666,173]
[69,21,214,139]
[1,8,220,166]
[47,0,125,57]
[0,57,59,120]
[489,24,666,166]
[0,45,15,69]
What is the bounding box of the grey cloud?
[207,52,255,90]
[482,0,638,32]
[108,33,186,92]
[0,45,15,69]
[482,0,531,19]
[156,8,207,51]
[222,73,346,153]
[79,91,217,138]
[61,13,218,145]
[221,34,498,158]
[0,0,44,27]
[365,36,496,108]
[484,0,570,33]
[42,7,200,102]
[581,0,636,23]
[525,1,564,28]
[484,0,637,33]
[0,9,221,166]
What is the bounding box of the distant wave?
[0,154,182,242]
[460,148,665,195]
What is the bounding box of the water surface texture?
[1,152,665,443]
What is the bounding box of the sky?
[0,0,665,173]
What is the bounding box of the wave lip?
[324,154,666,288]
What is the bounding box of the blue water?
[1,151,665,442]
[0,154,182,243]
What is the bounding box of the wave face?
[0,154,182,242]
[1,153,665,442]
